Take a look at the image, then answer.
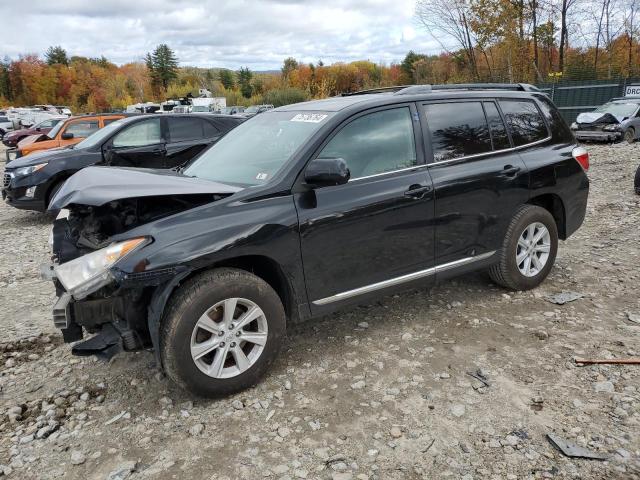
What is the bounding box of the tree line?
[1,0,639,114]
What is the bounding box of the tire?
[489,205,558,291]
[160,268,286,397]
[46,181,65,214]
[624,128,635,144]
[634,164,640,195]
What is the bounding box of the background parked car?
[13,114,128,160]
[222,106,245,115]
[570,96,640,143]
[0,115,13,137]
[2,116,66,148]
[242,104,274,117]
[2,113,245,212]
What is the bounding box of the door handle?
[404,184,432,199]
[503,165,521,176]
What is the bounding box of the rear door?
[420,99,530,267]
[295,104,436,312]
[165,117,219,168]
[105,117,166,168]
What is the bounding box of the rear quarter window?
[536,96,574,142]
[424,101,492,161]
[499,99,549,146]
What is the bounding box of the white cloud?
[1,0,443,69]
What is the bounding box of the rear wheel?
[624,128,635,144]
[160,268,286,397]
[489,205,558,291]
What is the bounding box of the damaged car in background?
[44,85,589,397]
[570,97,640,143]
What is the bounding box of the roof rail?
[341,85,411,96]
[430,83,541,92]
[343,82,541,97]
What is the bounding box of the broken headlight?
[14,163,47,177]
[602,124,620,131]
[54,237,147,299]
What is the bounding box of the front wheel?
[634,164,640,195]
[489,205,558,291]
[160,268,286,397]
[624,128,635,144]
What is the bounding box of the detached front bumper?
[573,130,621,142]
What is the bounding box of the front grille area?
[3,172,11,188]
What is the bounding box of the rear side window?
[103,118,121,126]
[318,107,417,180]
[112,118,161,147]
[536,96,573,142]
[483,102,511,150]
[424,102,491,162]
[203,121,220,137]
[499,100,548,146]
[168,117,206,142]
[65,120,99,138]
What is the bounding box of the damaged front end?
[45,166,241,359]
[47,196,213,358]
[570,112,622,142]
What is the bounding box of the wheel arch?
[527,193,567,240]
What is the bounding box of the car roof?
[276,84,543,112]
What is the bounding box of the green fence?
[535,78,640,123]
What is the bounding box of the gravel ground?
[0,143,638,480]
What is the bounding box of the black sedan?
[2,113,245,212]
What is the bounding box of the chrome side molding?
[312,251,495,306]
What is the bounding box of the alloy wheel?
[516,222,551,277]
[190,297,268,379]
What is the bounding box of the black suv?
[46,84,589,397]
[2,113,244,212]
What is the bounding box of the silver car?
[571,97,640,143]
[0,115,14,138]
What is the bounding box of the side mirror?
[304,158,350,187]
[61,132,74,140]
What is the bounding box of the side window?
[536,96,573,141]
[499,100,548,146]
[112,118,161,147]
[168,117,206,142]
[65,120,99,138]
[424,102,491,162]
[483,102,511,150]
[103,118,120,126]
[318,107,416,180]
[40,119,55,128]
[203,121,219,137]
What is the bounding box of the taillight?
[572,146,589,171]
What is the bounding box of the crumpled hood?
[49,166,242,210]
[576,112,622,124]
[6,146,75,168]
[18,133,48,147]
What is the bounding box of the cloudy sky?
[1,0,450,70]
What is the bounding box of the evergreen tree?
[237,67,253,98]
[219,69,235,90]
[45,46,69,66]
[146,44,178,90]
[0,56,11,100]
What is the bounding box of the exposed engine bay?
[52,194,221,262]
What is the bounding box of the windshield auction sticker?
[290,113,327,123]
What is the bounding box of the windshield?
[184,110,333,186]
[595,102,639,118]
[73,118,126,149]
[47,120,66,139]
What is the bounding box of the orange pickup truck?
[16,114,126,157]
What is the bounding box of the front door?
[105,117,166,168]
[295,104,436,312]
[420,99,531,266]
